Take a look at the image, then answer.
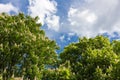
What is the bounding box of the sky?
[0,0,120,53]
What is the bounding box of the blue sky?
[0,0,120,53]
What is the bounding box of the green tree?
[42,61,76,80]
[112,40,120,55]
[111,40,120,80]
[60,36,119,80]
[0,13,58,79]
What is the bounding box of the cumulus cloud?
[66,0,120,37]
[0,3,18,13]
[68,8,97,24]
[28,0,60,31]
[46,15,60,31]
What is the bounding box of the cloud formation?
[0,3,18,13]
[28,0,60,31]
[66,0,120,37]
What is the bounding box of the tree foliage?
[42,61,76,80]
[1,13,120,80]
[0,13,58,80]
[60,36,120,80]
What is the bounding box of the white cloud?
[68,8,97,25]
[68,32,75,36]
[68,8,97,37]
[60,35,65,42]
[66,0,120,37]
[46,15,60,31]
[28,0,60,31]
[0,3,18,13]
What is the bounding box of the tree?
[60,36,119,80]
[42,61,76,80]
[0,13,58,79]
[1,13,120,80]
[112,40,120,55]
[110,40,120,80]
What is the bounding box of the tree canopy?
[0,13,58,80]
[1,13,120,80]
[60,36,120,80]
